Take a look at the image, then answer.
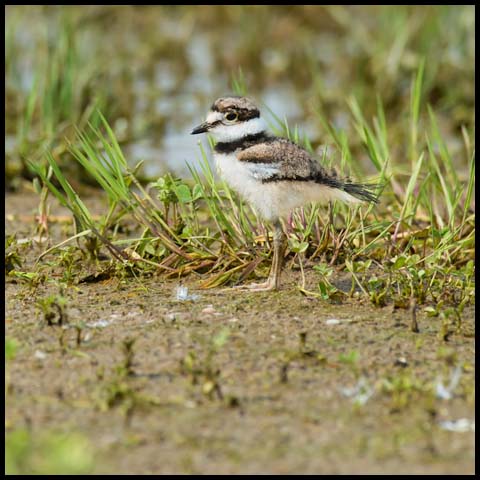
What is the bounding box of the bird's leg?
[236,220,286,292]
[266,220,287,289]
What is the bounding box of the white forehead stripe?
[206,111,223,123]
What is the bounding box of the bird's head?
[191,96,266,142]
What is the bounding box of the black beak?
[191,122,210,135]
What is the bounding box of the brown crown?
[211,96,260,121]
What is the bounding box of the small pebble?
[395,357,408,367]
[326,319,341,325]
[87,319,112,328]
[201,306,216,315]
[164,312,177,323]
[175,286,200,301]
[439,418,475,432]
[34,350,47,360]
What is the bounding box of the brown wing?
[237,138,330,182]
[237,138,379,202]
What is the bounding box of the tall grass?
[6,9,111,185]
[29,60,475,312]
[7,6,474,310]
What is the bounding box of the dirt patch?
[5,191,475,474]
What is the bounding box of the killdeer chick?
[191,96,378,291]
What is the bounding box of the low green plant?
[5,429,94,475]
[180,328,231,401]
[5,235,23,273]
[26,61,473,317]
[5,338,20,362]
[36,292,68,326]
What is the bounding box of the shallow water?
[6,5,474,182]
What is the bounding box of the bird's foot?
[230,278,278,292]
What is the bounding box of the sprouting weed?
[121,337,137,376]
[5,235,23,273]
[36,292,68,326]
[179,329,231,402]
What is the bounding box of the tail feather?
[342,181,380,204]
[313,167,381,204]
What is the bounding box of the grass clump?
[30,60,474,316]
[7,6,474,316]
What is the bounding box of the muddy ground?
[5,191,475,474]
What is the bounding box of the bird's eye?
[225,112,238,121]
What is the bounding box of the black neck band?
[214,132,272,154]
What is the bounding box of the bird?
[191,95,379,291]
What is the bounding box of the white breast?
[214,152,274,221]
[214,153,359,222]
